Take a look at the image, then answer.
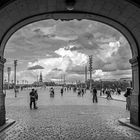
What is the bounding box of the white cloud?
[99,41,120,60]
[4,19,132,83]
[24,45,88,82]
[55,47,88,66]
[46,54,52,57]
[33,26,56,35]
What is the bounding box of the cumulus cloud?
[25,46,88,82]
[4,19,132,83]
[55,47,88,66]
[67,65,86,75]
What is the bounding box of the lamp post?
[85,65,87,90]
[14,60,17,97]
[64,74,66,85]
[7,67,11,90]
[4,79,7,94]
[89,55,93,91]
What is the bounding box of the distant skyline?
[4,19,132,83]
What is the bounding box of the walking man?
[106,89,113,100]
[92,87,98,103]
[29,89,37,109]
[60,87,64,96]
[35,90,38,109]
[81,88,85,97]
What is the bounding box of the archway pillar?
[129,56,140,126]
[0,56,6,126]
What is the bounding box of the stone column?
[129,56,140,126]
[0,56,6,126]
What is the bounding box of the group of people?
[100,88,121,96]
[29,86,132,110]
[49,86,86,97]
[48,86,97,103]
[77,87,85,97]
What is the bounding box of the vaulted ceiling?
[0,0,140,9]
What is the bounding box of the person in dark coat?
[35,90,38,108]
[124,87,132,110]
[50,87,55,98]
[60,87,64,96]
[92,87,98,103]
[77,88,81,96]
[29,89,37,109]
[106,89,113,100]
[81,88,85,97]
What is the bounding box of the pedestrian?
[14,86,18,97]
[73,86,76,92]
[29,89,37,109]
[35,90,38,109]
[106,89,113,100]
[60,87,64,96]
[124,87,132,110]
[100,88,102,96]
[77,87,81,96]
[81,88,85,97]
[91,87,98,103]
[50,87,54,97]
[117,88,121,95]
[102,88,105,95]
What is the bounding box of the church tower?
[39,72,43,82]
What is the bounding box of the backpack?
[124,92,128,97]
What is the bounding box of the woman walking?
[124,87,132,111]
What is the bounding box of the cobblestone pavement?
[0,87,140,140]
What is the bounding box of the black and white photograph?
[0,0,140,139]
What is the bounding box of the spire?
[39,72,43,82]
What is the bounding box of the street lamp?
[14,60,17,97]
[89,55,93,91]
[4,79,7,94]
[7,67,11,90]
[85,65,87,89]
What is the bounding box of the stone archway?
[0,0,139,126]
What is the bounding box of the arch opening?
[3,19,133,126]
[0,2,139,129]
[4,18,132,84]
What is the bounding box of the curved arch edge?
[0,12,139,58]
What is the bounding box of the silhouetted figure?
[124,87,132,110]
[117,88,121,95]
[14,87,18,97]
[35,90,38,108]
[100,89,102,96]
[73,87,76,92]
[106,89,113,100]
[102,88,105,94]
[92,87,98,103]
[77,88,81,96]
[29,89,37,109]
[81,88,85,97]
[61,87,64,96]
[50,87,54,98]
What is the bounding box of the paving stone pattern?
[0,87,140,140]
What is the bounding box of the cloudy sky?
[4,19,132,83]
